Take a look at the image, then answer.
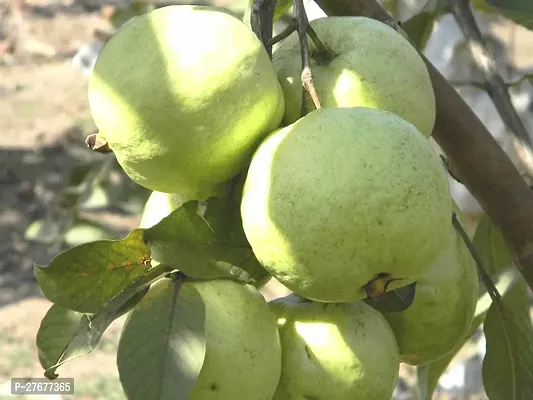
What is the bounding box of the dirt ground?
[0,1,147,398]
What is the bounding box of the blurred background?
[1,0,533,398]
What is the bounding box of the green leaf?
[36,265,169,379]
[61,163,99,207]
[417,311,485,398]
[143,197,270,286]
[416,264,522,398]
[36,305,85,375]
[364,282,416,312]
[482,279,533,399]
[472,213,514,278]
[117,277,206,400]
[35,229,153,313]
[402,0,449,50]
[403,12,438,50]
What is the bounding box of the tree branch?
[450,0,533,162]
[315,0,533,291]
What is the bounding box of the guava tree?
[33,0,533,399]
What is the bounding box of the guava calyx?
[85,133,111,154]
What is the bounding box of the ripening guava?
[88,5,284,194]
[119,278,282,400]
[189,279,282,399]
[138,183,271,287]
[270,296,399,400]
[272,16,436,136]
[240,107,453,303]
[138,185,227,229]
[381,205,479,365]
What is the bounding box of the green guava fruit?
[380,205,479,365]
[270,296,400,400]
[138,185,226,229]
[138,191,190,229]
[119,278,282,400]
[139,178,271,287]
[272,16,436,136]
[240,107,453,302]
[88,5,285,194]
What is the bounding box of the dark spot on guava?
[209,382,219,391]
[304,344,313,360]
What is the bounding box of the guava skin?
[270,299,400,400]
[273,16,436,137]
[240,107,453,303]
[120,278,282,400]
[189,279,282,399]
[88,5,285,194]
[382,209,479,366]
[138,185,226,229]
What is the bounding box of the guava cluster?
[88,5,479,399]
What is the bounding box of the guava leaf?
[117,277,206,400]
[402,12,436,50]
[36,305,85,376]
[416,243,521,399]
[34,229,153,313]
[363,282,416,313]
[37,265,169,379]
[402,0,449,50]
[472,213,514,278]
[61,162,100,207]
[269,293,312,305]
[143,197,269,286]
[482,279,533,400]
[417,309,486,399]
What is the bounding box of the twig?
[250,0,275,57]
[314,0,533,293]
[293,0,322,113]
[452,212,501,302]
[450,0,533,159]
[251,0,324,114]
[440,154,464,185]
[269,22,297,46]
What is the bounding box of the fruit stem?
[250,0,275,57]
[269,22,297,46]
[293,0,322,115]
[452,212,502,303]
[249,0,324,112]
[306,26,335,65]
[441,155,464,185]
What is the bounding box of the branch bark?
[314,0,533,291]
[450,0,533,165]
